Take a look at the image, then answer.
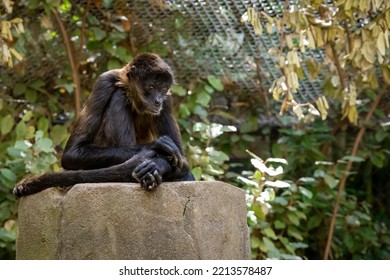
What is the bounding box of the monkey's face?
[140,73,172,115]
[126,53,175,115]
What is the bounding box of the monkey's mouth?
[147,106,162,115]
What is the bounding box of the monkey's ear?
[126,64,136,79]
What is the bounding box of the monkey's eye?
[148,85,154,90]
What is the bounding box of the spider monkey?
[13,53,194,197]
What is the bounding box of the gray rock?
[16,181,250,259]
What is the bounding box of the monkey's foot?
[13,181,31,197]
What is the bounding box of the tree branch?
[53,9,81,118]
[323,91,383,260]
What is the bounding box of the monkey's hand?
[151,136,184,169]
[132,159,163,191]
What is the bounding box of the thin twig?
[78,0,91,56]
[330,42,346,91]
[53,9,82,117]
[323,91,383,260]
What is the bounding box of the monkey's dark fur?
[14,53,194,197]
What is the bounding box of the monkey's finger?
[133,160,151,173]
[134,161,157,180]
[153,170,162,185]
[145,173,156,191]
[143,149,157,159]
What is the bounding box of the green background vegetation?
[1,0,390,260]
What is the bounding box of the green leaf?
[92,27,106,41]
[344,234,355,250]
[25,89,37,103]
[274,220,286,229]
[323,174,339,189]
[16,121,27,139]
[14,83,26,96]
[342,156,365,162]
[30,80,45,91]
[114,46,132,62]
[287,226,303,241]
[50,125,69,145]
[280,254,302,260]
[196,90,211,106]
[290,242,309,249]
[179,104,190,117]
[239,117,258,133]
[0,229,16,242]
[15,140,32,150]
[35,138,54,153]
[193,106,207,117]
[204,84,214,94]
[171,85,186,96]
[207,149,229,165]
[207,75,224,91]
[107,58,122,70]
[375,130,386,143]
[263,227,277,240]
[251,236,261,249]
[307,214,322,229]
[22,111,33,122]
[264,180,290,188]
[299,177,315,184]
[0,168,16,183]
[1,115,14,135]
[266,158,288,165]
[287,212,300,226]
[37,117,50,133]
[298,186,313,199]
[191,167,202,181]
[371,151,385,168]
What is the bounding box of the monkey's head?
[124,53,174,115]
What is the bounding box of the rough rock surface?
[16,181,250,260]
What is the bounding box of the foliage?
[173,76,237,180]
[240,122,390,259]
[0,0,389,261]
[247,0,390,124]
[0,0,24,67]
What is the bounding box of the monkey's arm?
[150,101,191,179]
[61,71,145,170]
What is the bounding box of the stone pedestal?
[16,181,250,260]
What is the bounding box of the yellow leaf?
[10,18,23,24]
[347,105,358,125]
[9,48,23,61]
[345,0,353,10]
[307,29,316,49]
[368,69,379,88]
[384,30,389,48]
[314,27,325,47]
[286,35,294,49]
[287,71,299,93]
[382,66,390,85]
[386,10,390,27]
[377,31,386,56]
[41,15,53,29]
[3,0,13,13]
[293,105,304,120]
[362,42,375,64]
[315,97,327,120]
